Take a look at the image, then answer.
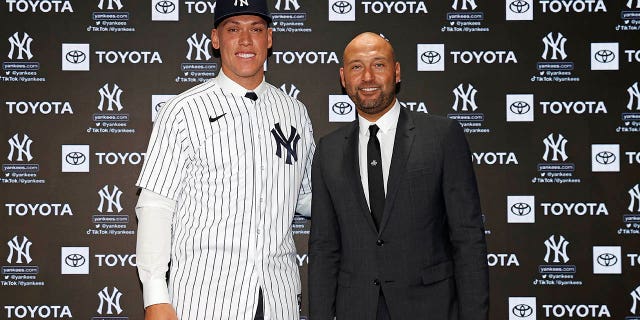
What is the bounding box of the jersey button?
[373,279,380,286]
[376,239,384,246]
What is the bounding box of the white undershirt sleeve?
[135,188,176,308]
[296,192,311,217]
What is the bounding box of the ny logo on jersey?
[628,82,640,111]
[186,33,211,61]
[275,0,300,10]
[271,123,301,165]
[452,0,477,10]
[98,185,123,213]
[98,0,123,10]
[542,32,568,60]
[97,287,123,315]
[6,236,32,264]
[629,184,640,213]
[7,133,33,162]
[8,32,33,60]
[452,83,478,111]
[542,133,568,162]
[544,234,570,263]
[280,83,300,99]
[98,83,124,111]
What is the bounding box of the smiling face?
[340,32,401,122]
[211,15,272,90]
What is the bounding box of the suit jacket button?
[373,279,380,286]
[376,239,384,246]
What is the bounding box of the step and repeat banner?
[1,0,640,319]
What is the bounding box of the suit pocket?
[337,270,352,287]
[420,260,454,285]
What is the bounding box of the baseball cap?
[214,0,272,28]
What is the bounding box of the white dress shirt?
[357,100,401,209]
[136,69,314,320]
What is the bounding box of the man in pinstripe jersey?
[134,1,314,319]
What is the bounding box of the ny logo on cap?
[235,0,249,6]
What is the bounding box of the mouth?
[236,52,256,59]
[358,86,380,95]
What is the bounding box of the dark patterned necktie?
[367,124,385,229]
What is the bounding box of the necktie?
[245,91,258,101]
[367,124,385,229]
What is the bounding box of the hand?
[145,303,178,320]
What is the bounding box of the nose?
[238,29,252,46]
[362,67,373,82]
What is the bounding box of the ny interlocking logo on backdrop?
[542,133,568,162]
[97,83,123,111]
[280,83,301,99]
[7,134,33,162]
[8,32,33,60]
[186,33,211,61]
[452,83,478,111]
[97,286,124,315]
[6,235,32,264]
[544,234,570,263]
[97,185,123,213]
[542,32,567,60]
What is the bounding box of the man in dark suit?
[308,32,489,320]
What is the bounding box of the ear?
[339,67,346,88]
[395,61,401,83]
[267,28,273,50]
[211,28,220,50]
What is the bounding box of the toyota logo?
[332,101,353,115]
[65,254,86,267]
[510,203,531,216]
[509,0,530,13]
[155,0,176,14]
[512,304,533,318]
[595,151,616,165]
[594,49,615,63]
[420,51,441,64]
[65,152,86,165]
[510,101,531,115]
[596,253,618,267]
[65,50,86,64]
[331,1,352,14]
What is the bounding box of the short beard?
[352,89,395,116]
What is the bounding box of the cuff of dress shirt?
[142,279,171,308]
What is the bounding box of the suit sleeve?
[308,138,341,319]
[441,120,489,320]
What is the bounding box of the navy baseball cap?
[214,0,272,28]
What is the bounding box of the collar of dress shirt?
[214,69,268,99]
[357,99,401,137]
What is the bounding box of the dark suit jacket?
[308,107,489,320]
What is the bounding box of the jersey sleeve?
[136,103,188,201]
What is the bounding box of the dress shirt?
[357,100,401,209]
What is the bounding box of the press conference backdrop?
[1,0,640,319]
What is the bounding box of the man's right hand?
[145,303,178,320]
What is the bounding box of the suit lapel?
[343,121,379,234]
[379,108,416,233]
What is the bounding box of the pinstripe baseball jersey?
[136,71,314,320]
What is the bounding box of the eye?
[351,65,362,70]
